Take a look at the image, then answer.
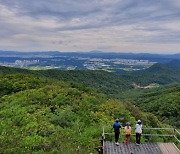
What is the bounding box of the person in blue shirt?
[113,118,121,145]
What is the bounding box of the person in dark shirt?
[113,118,121,145]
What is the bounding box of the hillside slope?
[132,84,180,127]
[0,66,132,95]
[166,59,180,70]
[0,72,167,153]
[122,63,180,86]
[1,63,180,98]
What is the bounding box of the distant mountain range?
[1,50,180,60]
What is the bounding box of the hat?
[126,122,131,126]
[115,118,119,122]
[137,120,141,123]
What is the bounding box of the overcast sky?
[0,0,180,53]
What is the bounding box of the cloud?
[0,0,180,53]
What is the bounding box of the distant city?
[1,51,180,72]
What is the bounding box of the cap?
[126,122,131,126]
[115,118,119,122]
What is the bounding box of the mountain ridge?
[1,62,180,95]
[1,50,180,59]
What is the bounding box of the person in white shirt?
[135,120,142,145]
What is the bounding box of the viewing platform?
[104,142,179,154]
[98,126,180,154]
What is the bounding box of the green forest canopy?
[0,72,168,153]
[0,65,179,153]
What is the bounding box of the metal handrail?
[103,126,174,130]
[104,132,174,137]
[174,129,180,143]
[174,136,180,143]
[102,126,105,154]
[175,129,180,135]
[143,128,174,130]
[102,126,180,144]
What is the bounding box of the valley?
[0,53,180,153]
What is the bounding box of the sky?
[0,0,180,53]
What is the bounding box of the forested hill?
[1,62,180,96]
[0,65,132,96]
[132,84,180,127]
[121,63,180,86]
[166,59,180,70]
[0,65,32,75]
[0,71,166,153]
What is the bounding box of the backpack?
[126,127,131,135]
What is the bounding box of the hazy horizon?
[0,50,180,55]
[0,0,180,54]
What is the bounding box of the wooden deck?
[104,141,180,154]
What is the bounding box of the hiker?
[124,122,131,144]
[135,120,142,145]
[113,118,121,146]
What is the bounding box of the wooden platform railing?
[98,126,180,154]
